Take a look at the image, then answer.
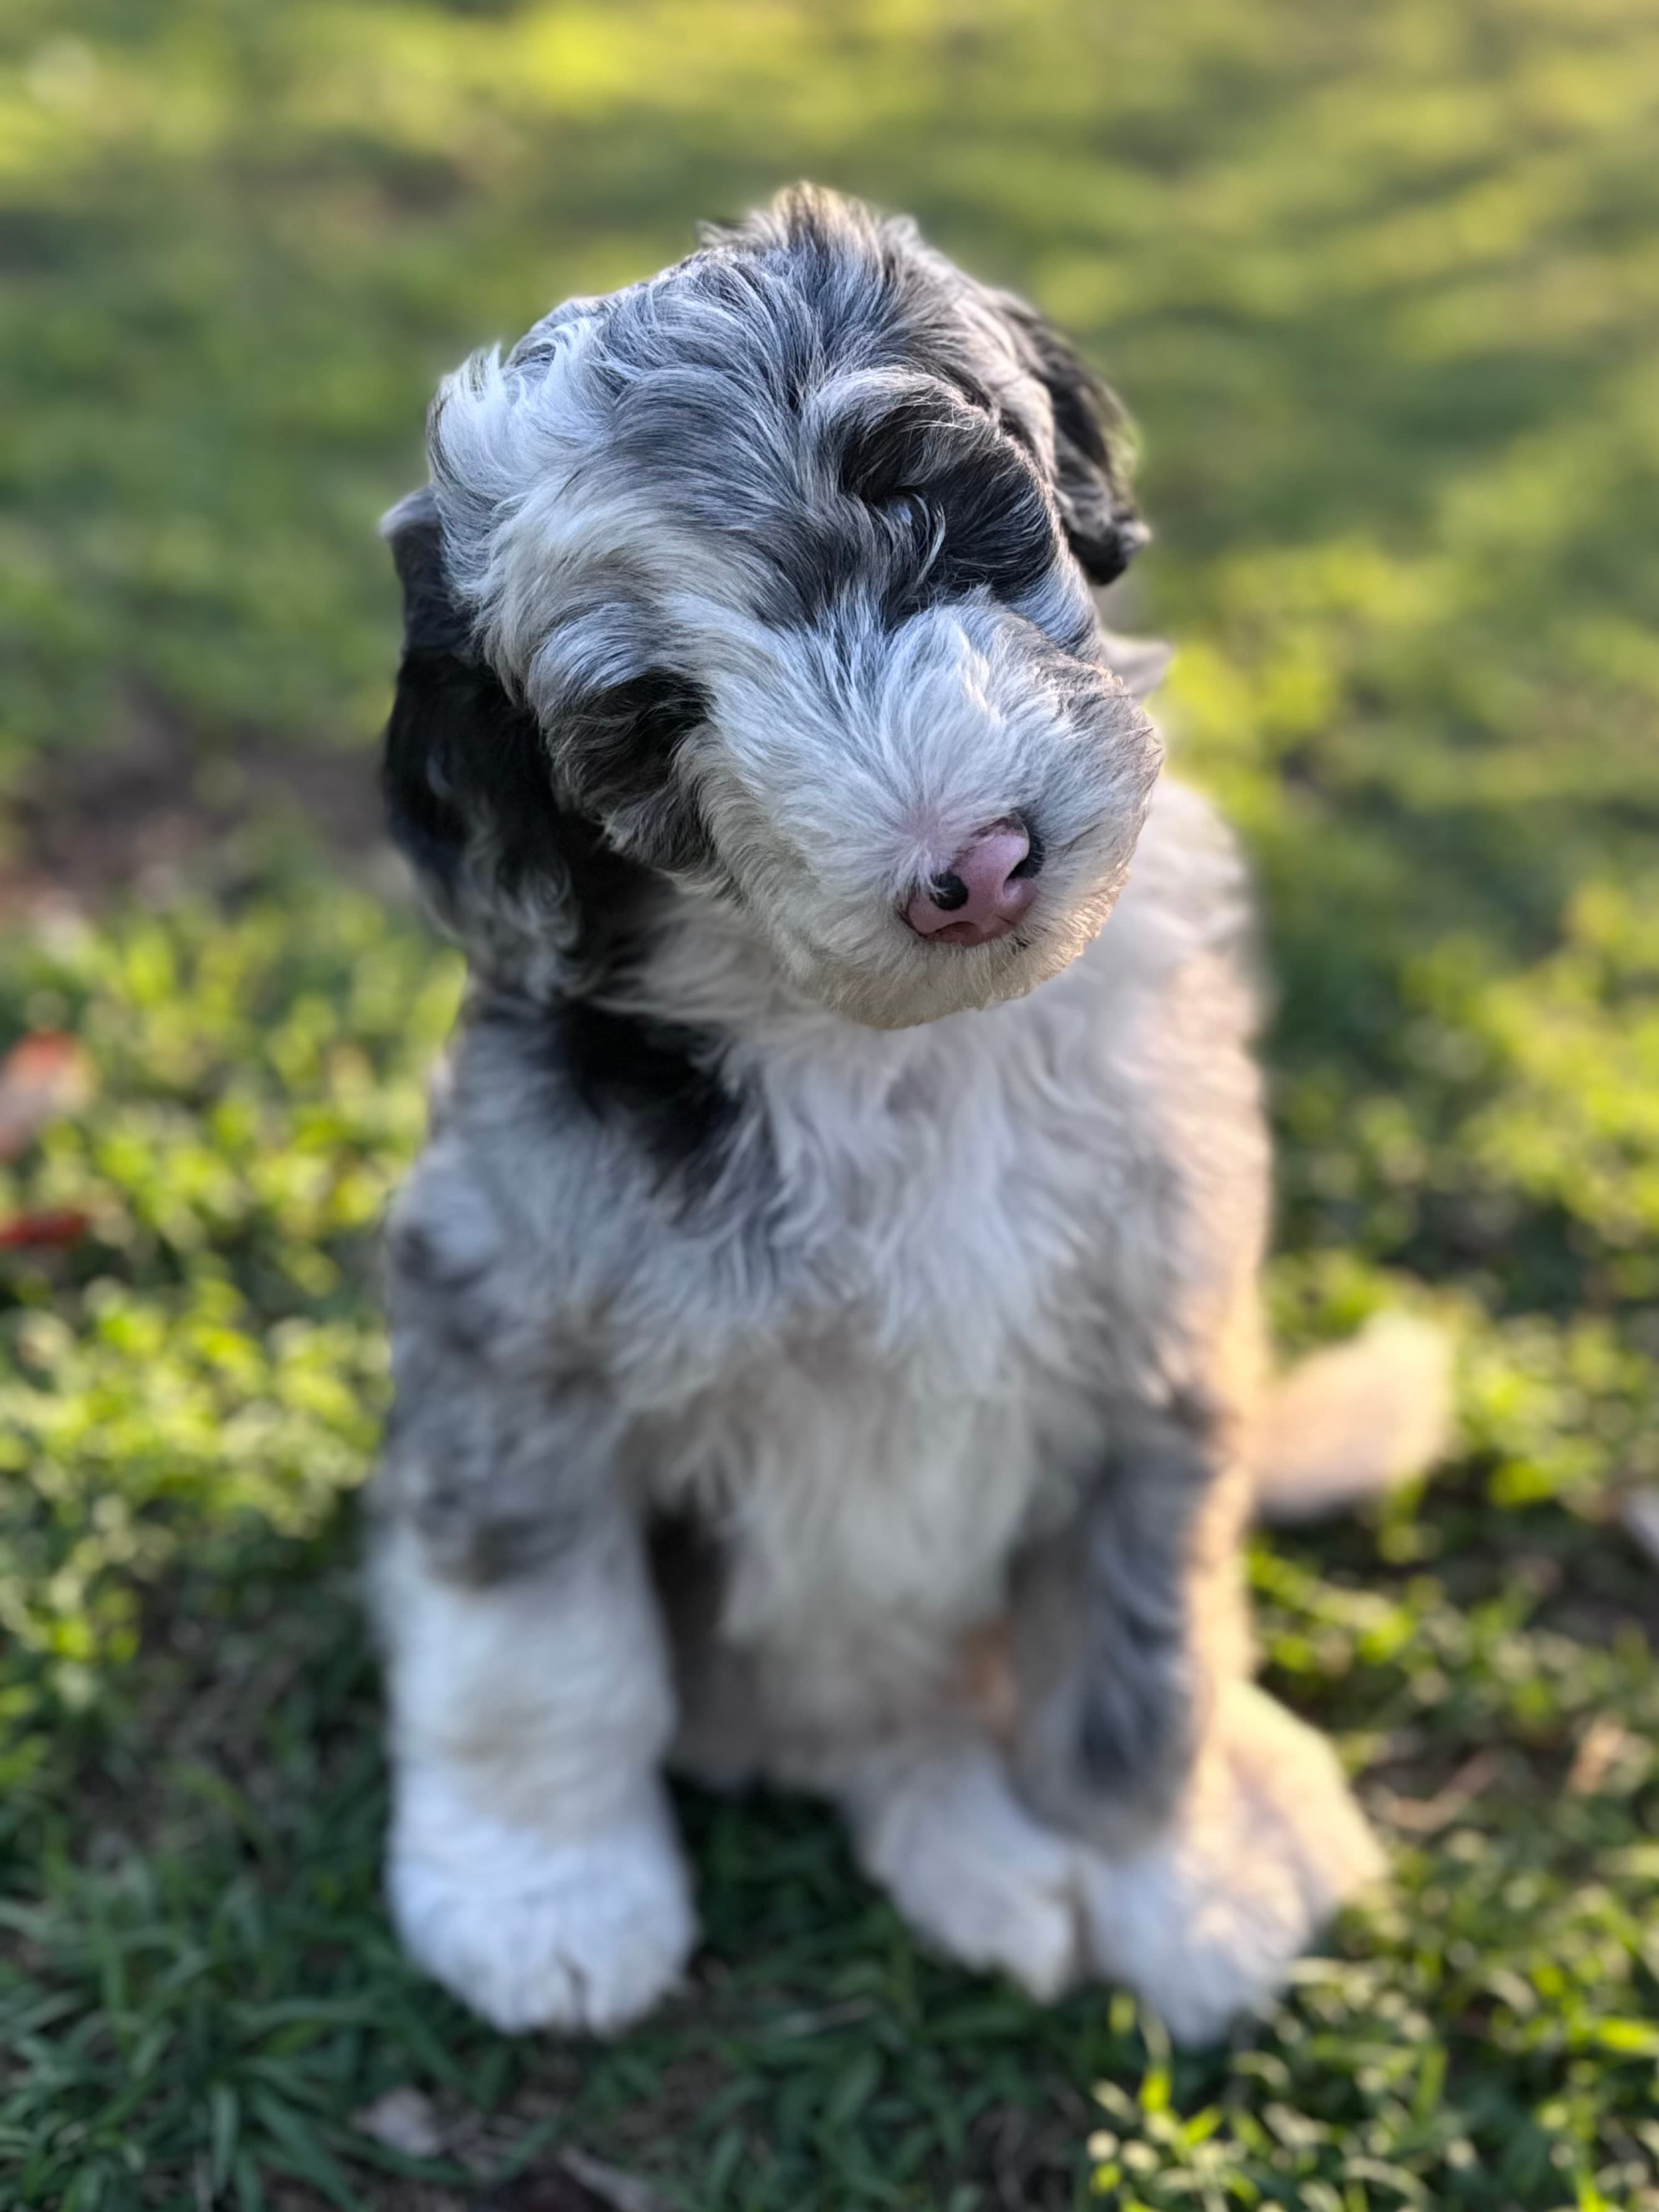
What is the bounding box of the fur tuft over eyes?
[696,184,1146,589]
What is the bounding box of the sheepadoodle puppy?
[371,185,1448,2045]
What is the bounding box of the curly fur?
[369,186,1443,2043]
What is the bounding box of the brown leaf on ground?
[1567,1712,1647,1796]
[353,2086,449,2160]
[0,1030,95,1159]
[0,1207,91,1250]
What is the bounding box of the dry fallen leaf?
[1568,1712,1644,1796]
[351,2084,447,2160]
[0,1207,90,1250]
[0,1030,95,1160]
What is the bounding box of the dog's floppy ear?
[1098,627,1173,702]
[992,295,1148,587]
[380,487,572,980]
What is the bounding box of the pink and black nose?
[903,819,1043,947]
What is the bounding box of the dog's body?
[371,189,1445,2044]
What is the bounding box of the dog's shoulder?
[386,988,768,1354]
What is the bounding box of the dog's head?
[384,186,1164,1029]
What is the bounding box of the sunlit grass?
[3,0,1659,2205]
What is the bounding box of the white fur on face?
[678,600,1161,1030]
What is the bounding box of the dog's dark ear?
[380,488,571,977]
[993,296,1148,587]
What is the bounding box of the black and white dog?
[372,187,1447,2044]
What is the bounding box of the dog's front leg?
[840,1734,1086,2002]
[1009,1400,1381,2043]
[371,1351,693,2035]
[1009,1397,1241,1854]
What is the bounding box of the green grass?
[4,1,1659,2206]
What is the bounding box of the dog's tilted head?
[383,185,1164,1028]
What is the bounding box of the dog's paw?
[850,1744,1083,2001]
[388,1773,695,2035]
[1077,1683,1384,2045]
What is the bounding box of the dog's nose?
[904,820,1041,946]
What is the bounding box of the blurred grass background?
[4,2,1659,2207]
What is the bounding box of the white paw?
[1077,1683,1384,2045]
[388,1770,695,2035]
[850,1744,1083,2001]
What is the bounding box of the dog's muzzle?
[903,818,1042,947]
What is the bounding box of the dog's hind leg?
[370,1335,693,2036]
[1072,1676,1382,2044]
[1007,1397,1381,2043]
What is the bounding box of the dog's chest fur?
[648,982,1131,1669]
[633,784,1262,1683]
[413,781,1263,1709]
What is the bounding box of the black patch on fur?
[381,496,569,904]
[379,1351,606,1588]
[557,998,744,1196]
[475,987,750,1207]
[414,1490,589,1585]
[1008,1393,1221,1854]
[557,668,715,872]
[383,499,715,923]
[696,189,1145,594]
[596,191,1080,633]
[1072,1403,1215,1808]
[382,498,751,1204]
[382,650,550,898]
[834,389,1058,617]
[996,298,1148,586]
[543,808,660,990]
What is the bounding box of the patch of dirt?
[0,687,392,918]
